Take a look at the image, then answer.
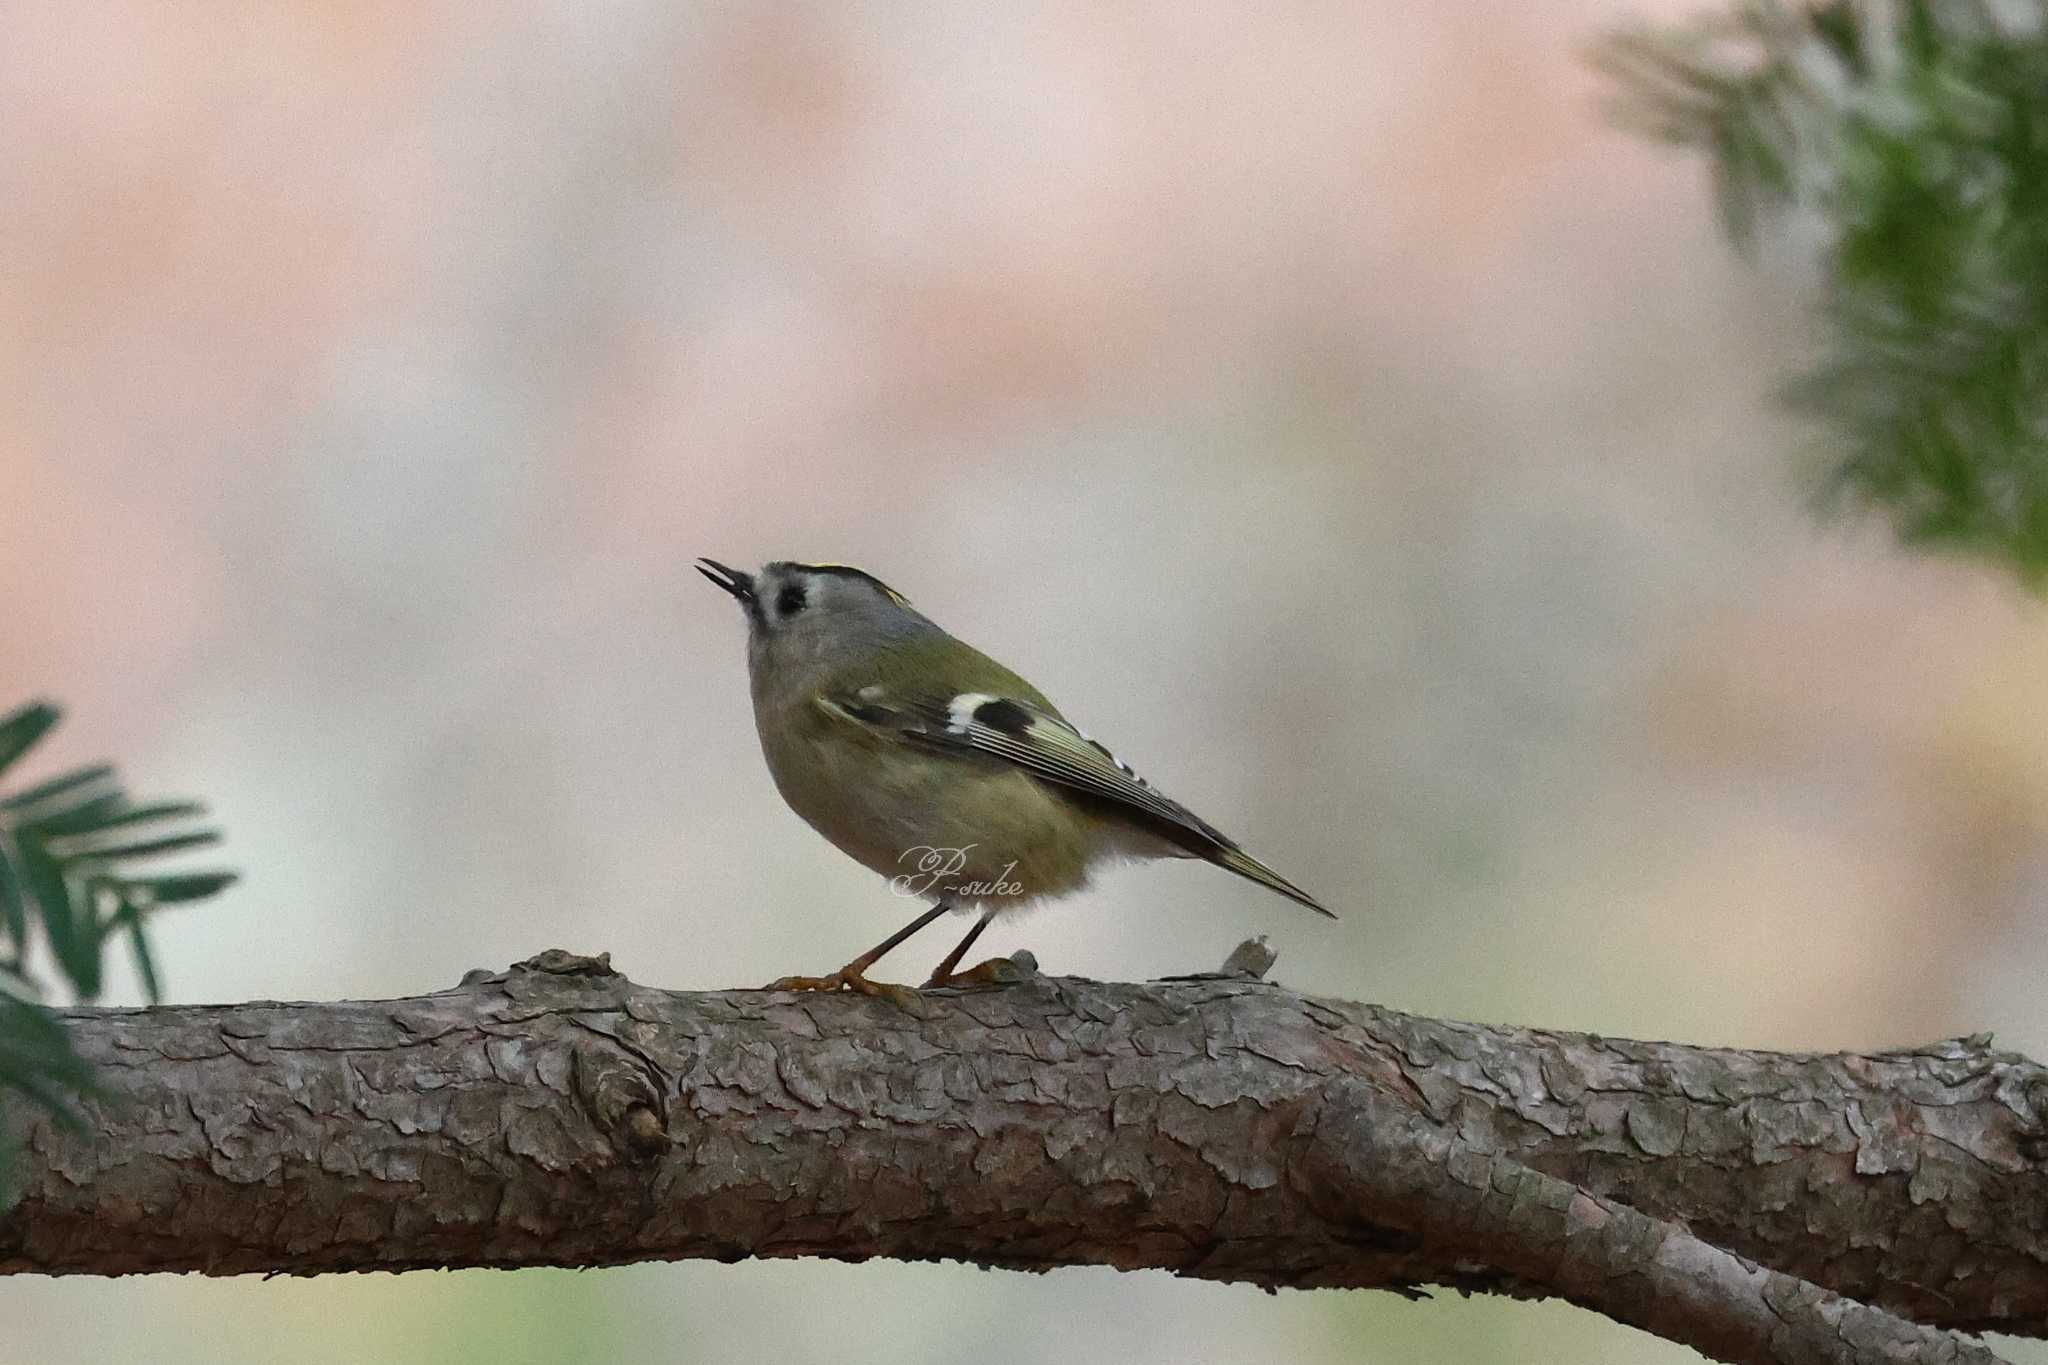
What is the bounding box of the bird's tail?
[1211,845,1337,919]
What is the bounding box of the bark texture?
[3,950,2044,1365]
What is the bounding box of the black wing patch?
[968,697,1036,738]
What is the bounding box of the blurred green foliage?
[1599,0,2048,582]
[0,701,235,1202]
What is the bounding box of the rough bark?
[3,950,2043,1365]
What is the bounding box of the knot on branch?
[572,1040,669,1163]
[513,949,618,979]
[456,950,623,991]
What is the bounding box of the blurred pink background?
[5,4,2045,1362]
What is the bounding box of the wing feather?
[816,686,1335,918]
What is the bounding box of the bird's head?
[697,559,932,683]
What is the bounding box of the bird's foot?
[924,950,1036,990]
[763,967,925,1014]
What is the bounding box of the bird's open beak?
[695,558,755,605]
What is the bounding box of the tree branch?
[2,950,2041,1364]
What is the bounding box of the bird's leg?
[923,909,1004,987]
[765,900,953,1007]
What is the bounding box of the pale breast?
[755,694,1103,907]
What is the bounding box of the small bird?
[698,558,1334,999]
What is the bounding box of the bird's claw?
[763,968,926,1015]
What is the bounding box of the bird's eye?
[776,583,808,616]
